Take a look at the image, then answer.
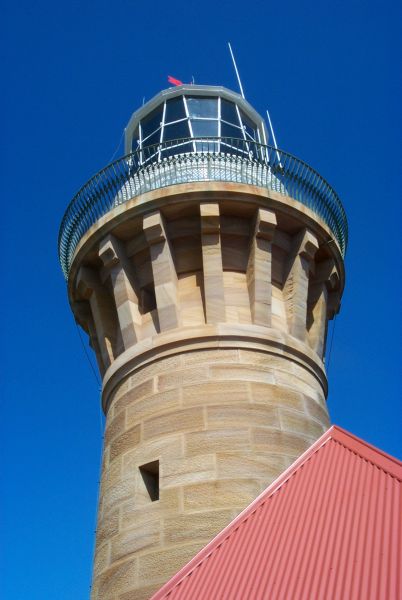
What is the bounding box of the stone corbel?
[283,228,319,341]
[307,258,340,357]
[143,211,180,331]
[99,235,142,350]
[247,208,277,326]
[76,266,121,369]
[200,203,226,324]
[314,258,341,318]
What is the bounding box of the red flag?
[168,75,183,86]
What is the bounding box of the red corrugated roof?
[152,426,402,600]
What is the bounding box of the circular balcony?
[58,137,348,278]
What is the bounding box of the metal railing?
[58,137,348,278]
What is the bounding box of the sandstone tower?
[58,85,347,599]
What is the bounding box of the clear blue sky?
[2,0,401,598]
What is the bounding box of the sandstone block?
[252,427,312,457]
[119,584,160,600]
[163,509,233,545]
[210,364,275,383]
[101,474,137,514]
[95,509,120,548]
[185,428,251,457]
[111,518,161,563]
[279,408,326,438]
[128,355,183,388]
[110,424,141,462]
[104,410,126,446]
[126,389,181,428]
[303,394,330,426]
[142,407,204,441]
[157,367,209,392]
[250,382,304,411]
[92,542,111,578]
[207,403,279,429]
[96,557,138,599]
[162,454,216,488]
[121,487,181,531]
[216,452,288,482]
[112,379,154,416]
[100,456,123,495]
[183,478,261,511]
[138,542,205,585]
[274,371,323,402]
[183,348,239,365]
[183,381,249,406]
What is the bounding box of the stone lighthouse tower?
[58,85,347,599]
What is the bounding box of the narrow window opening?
[139,460,159,502]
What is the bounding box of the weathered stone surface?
[94,558,138,599]
[138,542,204,585]
[252,427,313,456]
[142,407,205,440]
[183,381,249,406]
[164,509,233,544]
[216,452,288,481]
[126,389,180,428]
[279,408,326,438]
[207,403,279,429]
[111,518,161,563]
[121,487,181,531]
[157,367,210,392]
[104,410,126,446]
[183,479,261,511]
[250,382,304,410]
[110,424,141,461]
[162,454,216,488]
[95,509,119,548]
[112,379,154,416]
[210,364,275,383]
[185,428,251,457]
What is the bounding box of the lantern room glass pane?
[221,122,244,141]
[220,141,244,157]
[239,110,258,140]
[191,119,218,137]
[163,120,190,142]
[165,97,186,123]
[186,97,218,118]
[161,142,193,158]
[141,106,163,139]
[143,129,161,148]
[221,99,240,126]
[195,140,219,153]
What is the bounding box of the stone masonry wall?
[91,347,329,599]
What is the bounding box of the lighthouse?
[58,84,347,599]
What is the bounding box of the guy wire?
[75,322,101,389]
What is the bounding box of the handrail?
[58,137,348,278]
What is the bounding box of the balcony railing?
[58,137,348,278]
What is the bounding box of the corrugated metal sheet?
[151,426,402,600]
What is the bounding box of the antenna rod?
[266,109,282,167]
[228,42,245,99]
